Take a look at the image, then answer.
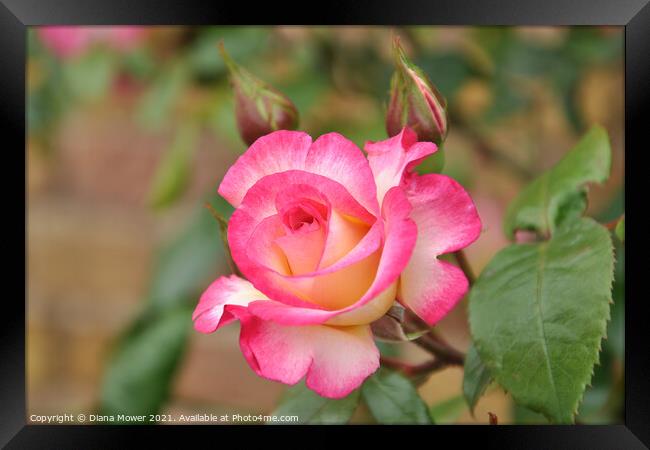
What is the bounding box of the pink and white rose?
[193,127,481,398]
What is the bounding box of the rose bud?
[386,37,448,145]
[218,42,299,146]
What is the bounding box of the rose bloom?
[193,128,481,398]
[38,26,145,58]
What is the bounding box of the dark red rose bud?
[219,42,299,146]
[386,37,448,145]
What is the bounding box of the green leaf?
[270,382,360,424]
[513,404,549,424]
[429,395,467,424]
[148,122,198,210]
[361,368,432,424]
[504,125,611,239]
[607,242,624,359]
[615,216,624,243]
[469,217,614,423]
[576,341,615,423]
[100,306,191,419]
[463,343,493,413]
[577,238,624,424]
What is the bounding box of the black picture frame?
[4,0,648,447]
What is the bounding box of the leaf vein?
[534,243,562,418]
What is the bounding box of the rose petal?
[234,170,375,229]
[247,227,383,311]
[305,132,380,216]
[404,174,482,255]
[399,259,469,326]
[335,186,417,305]
[229,170,380,308]
[275,224,326,275]
[365,127,437,205]
[246,187,416,325]
[247,215,292,275]
[284,248,381,309]
[219,131,313,208]
[237,316,379,398]
[273,185,329,275]
[318,209,370,269]
[192,275,269,333]
[398,174,482,324]
[219,131,379,216]
[246,280,397,328]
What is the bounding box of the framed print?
[3,0,649,447]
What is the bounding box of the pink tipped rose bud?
[219,42,299,146]
[386,37,448,145]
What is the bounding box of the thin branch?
[412,332,465,366]
[401,318,466,366]
[380,356,446,376]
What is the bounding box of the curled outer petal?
[398,174,482,325]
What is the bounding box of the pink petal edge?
[192,275,269,333]
[364,127,437,205]
[237,315,379,398]
[398,173,482,324]
[219,130,379,215]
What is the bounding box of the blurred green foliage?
[146,199,232,314]
[100,304,192,421]
[147,121,199,209]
